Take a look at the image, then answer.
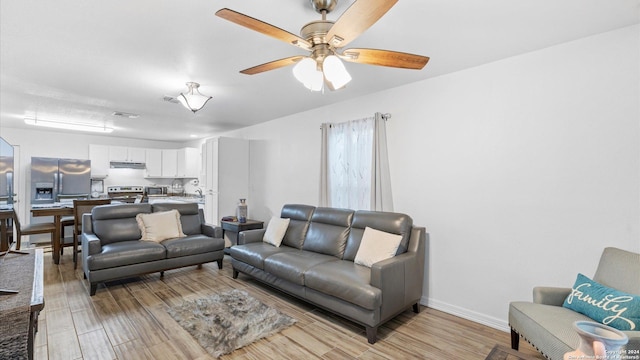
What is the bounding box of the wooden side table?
[221,219,264,252]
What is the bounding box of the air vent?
[112,111,139,119]
[163,96,180,104]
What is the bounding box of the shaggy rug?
[167,289,296,358]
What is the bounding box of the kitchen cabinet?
[89,144,109,178]
[145,149,162,177]
[161,149,178,177]
[177,147,199,178]
[202,137,249,225]
[109,146,145,162]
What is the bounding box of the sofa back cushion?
[280,204,315,249]
[92,204,152,244]
[303,207,354,258]
[152,203,202,235]
[343,210,413,261]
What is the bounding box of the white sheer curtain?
[319,113,393,211]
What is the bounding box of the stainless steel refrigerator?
[30,157,91,205]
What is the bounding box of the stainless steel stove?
[107,186,144,203]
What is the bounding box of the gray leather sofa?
[509,247,640,359]
[81,203,224,296]
[230,204,428,344]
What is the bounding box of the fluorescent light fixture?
[24,118,114,133]
[177,82,212,113]
[292,55,351,92]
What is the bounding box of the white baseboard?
[420,296,510,333]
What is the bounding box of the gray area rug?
[167,289,296,358]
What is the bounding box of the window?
[320,113,393,211]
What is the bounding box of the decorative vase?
[567,321,628,359]
[237,199,247,223]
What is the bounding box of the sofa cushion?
[302,207,353,258]
[87,240,166,271]
[163,234,225,258]
[152,203,202,235]
[354,227,402,268]
[563,273,640,331]
[509,301,586,360]
[230,243,297,270]
[92,204,152,245]
[344,210,413,261]
[280,204,315,249]
[136,210,186,243]
[304,260,382,310]
[263,217,290,247]
[263,250,337,286]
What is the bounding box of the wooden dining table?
[31,205,73,265]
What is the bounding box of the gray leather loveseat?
[81,203,224,295]
[230,204,428,344]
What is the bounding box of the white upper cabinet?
[109,146,145,162]
[161,149,178,177]
[177,147,199,178]
[145,149,163,177]
[89,144,110,178]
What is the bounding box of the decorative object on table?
[564,321,629,359]
[167,289,296,358]
[236,198,247,223]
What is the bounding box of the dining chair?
[11,210,56,251]
[71,199,111,268]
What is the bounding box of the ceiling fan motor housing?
[310,0,337,14]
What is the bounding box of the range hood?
[109,161,146,169]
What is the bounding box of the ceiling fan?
[215,0,430,91]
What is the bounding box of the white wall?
[222,24,640,331]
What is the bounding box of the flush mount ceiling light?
[177,82,212,113]
[24,118,114,133]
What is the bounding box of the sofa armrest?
[370,252,421,319]
[533,286,572,306]
[238,229,266,245]
[201,223,223,238]
[81,233,102,256]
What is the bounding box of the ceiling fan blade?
[216,8,311,50]
[239,56,305,75]
[341,48,429,70]
[326,0,398,48]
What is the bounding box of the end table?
[221,219,264,253]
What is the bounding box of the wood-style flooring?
[34,248,544,360]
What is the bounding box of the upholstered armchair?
[509,247,640,360]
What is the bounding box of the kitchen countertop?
[147,196,205,205]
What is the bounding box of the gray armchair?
[509,247,640,360]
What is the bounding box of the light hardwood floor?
[34,249,544,360]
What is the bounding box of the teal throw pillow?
[563,273,640,331]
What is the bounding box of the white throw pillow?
[262,217,290,247]
[136,209,186,243]
[354,227,403,268]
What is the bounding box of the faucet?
[195,188,203,198]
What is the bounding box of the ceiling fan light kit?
[177,82,212,113]
[215,0,429,92]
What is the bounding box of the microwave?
[145,186,168,196]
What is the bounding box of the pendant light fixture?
[177,82,212,113]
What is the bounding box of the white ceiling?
[1,0,638,142]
